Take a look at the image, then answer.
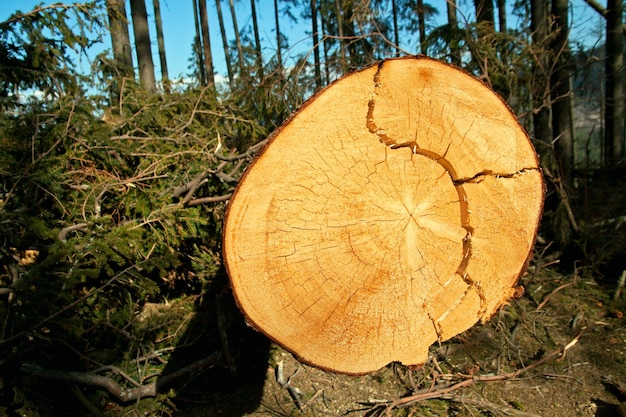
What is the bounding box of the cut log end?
[223,56,544,374]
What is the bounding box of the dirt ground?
[99,257,626,417]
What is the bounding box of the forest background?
[0,0,625,415]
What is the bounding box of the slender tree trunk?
[446,0,461,66]
[228,0,246,76]
[152,0,169,86]
[250,0,264,80]
[193,0,206,85]
[530,0,551,146]
[550,0,574,189]
[105,0,134,78]
[342,0,358,67]
[274,0,282,68]
[198,0,215,85]
[391,0,399,55]
[215,0,234,87]
[496,0,506,32]
[335,0,347,71]
[311,0,322,89]
[320,7,330,84]
[474,0,495,37]
[605,0,625,166]
[129,0,157,93]
[417,0,427,55]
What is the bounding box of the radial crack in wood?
[223,56,544,374]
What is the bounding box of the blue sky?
[0,0,603,83]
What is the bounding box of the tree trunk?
[320,7,330,84]
[152,0,169,86]
[198,0,215,85]
[446,0,461,66]
[105,0,134,78]
[311,0,322,90]
[129,0,157,93]
[550,0,574,189]
[215,0,234,87]
[391,0,400,55]
[335,0,347,71]
[223,56,544,375]
[342,0,358,67]
[530,0,551,145]
[274,0,282,69]
[228,0,246,76]
[192,0,207,85]
[496,0,506,31]
[474,0,495,36]
[417,0,427,55]
[605,0,625,166]
[250,0,264,80]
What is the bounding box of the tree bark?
[335,0,347,71]
[223,56,544,375]
[215,0,234,87]
[391,0,400,55]
[227,0,246,76]
[105,0,134,78]
[129,0,157,93]
[198,0,215,85]
[311,0,322,90]
[605,0,625,166]
[320,7,331,84]
[274,0,282,68]
[152,0,169,85]
[550,0,574,189]
[530,0,551,145]
[192,0,207,85]
[250,0,264,80]
[474,0,495,36]
[496,0,506,32]
[446,0,461,66]
[417,0,427,55]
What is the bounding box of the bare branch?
[186,193,232,207]
[58,223,89,242]
[215,140,267,162]
[383,334,580,410]
[21,352,219,403]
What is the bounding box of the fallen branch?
[215,140,266,162]
[535,282,575,311]
[58,222,89,242]
[186,193,232,207]
[380,334,580,411]
[21,351,220,403]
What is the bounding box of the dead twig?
[58,222,89,242]
[21,351,219,403]
[214,139,267,162]
[614,270,626,302]
[186,193,232,207]
[381,334,580,411]
[535,282,575,311]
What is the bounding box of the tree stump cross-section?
[223,56,544,374]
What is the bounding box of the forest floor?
[4,233,626,417]
[98,257,626,417]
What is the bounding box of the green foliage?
[0,2,103,101]
[0,41,269,415]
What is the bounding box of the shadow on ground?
[159,266,271,416]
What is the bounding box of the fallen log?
[223,56,544,374]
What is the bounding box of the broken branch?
[21,351,219,403]
[386,334,580,410]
